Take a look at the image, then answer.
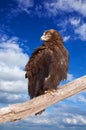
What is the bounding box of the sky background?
[0,0,86,130]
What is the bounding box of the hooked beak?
[40,35,45,41]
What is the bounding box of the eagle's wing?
[25,46,53,98]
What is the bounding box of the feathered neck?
[43,40,64,48]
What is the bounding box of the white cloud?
[75,23,86,41]
[0,36,29,103]
[64,115,86,125]
[0,37,28,68]
[44,0,86,16]
[63,36,70,42]
[0,65,25,81]
[0,80,27,93]
[0,92,27,103]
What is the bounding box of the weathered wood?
[0,75,86,123]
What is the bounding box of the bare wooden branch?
[0,75,86,123]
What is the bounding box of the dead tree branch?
[0,75,86,123]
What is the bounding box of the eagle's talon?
[44,89,56,96]
[49,89,56,96]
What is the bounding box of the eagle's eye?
[41,31,51,41]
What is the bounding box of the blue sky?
[0,0,86,129]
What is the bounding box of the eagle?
[25,29,69,114]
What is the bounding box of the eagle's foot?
[44,89,56,96]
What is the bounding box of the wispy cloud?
[63,35,70,42]
[75,23,86,41]
[14,0,34,14]
[69,17,81,27]
[44,0,86,17]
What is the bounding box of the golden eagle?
[25,29,69,114]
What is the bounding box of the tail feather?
[35,109,45,115]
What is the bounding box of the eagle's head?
[40,29,63,42]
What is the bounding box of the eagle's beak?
[40,35,45,41]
